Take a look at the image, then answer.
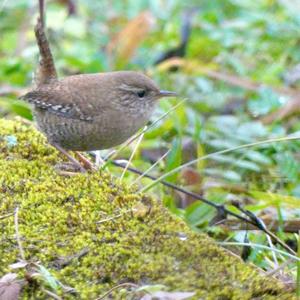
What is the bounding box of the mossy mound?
[0,119,295,299]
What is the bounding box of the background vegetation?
[1,0,300,293]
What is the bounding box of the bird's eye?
[136,90,146,98]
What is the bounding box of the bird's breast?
[34,103,155,151]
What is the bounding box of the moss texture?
[0,119,295,299]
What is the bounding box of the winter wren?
[21,71,176,151]
[20,5,175,153]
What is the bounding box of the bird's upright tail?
[34,0,57,86]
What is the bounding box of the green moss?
[0,119,296,299]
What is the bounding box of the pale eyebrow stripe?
[118,84,145,92]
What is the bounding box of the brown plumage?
[21,71,175,151]
[20,3,175,154]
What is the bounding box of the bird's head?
[111,71,176,109]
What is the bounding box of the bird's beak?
[158,90,177,98]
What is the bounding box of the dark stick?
[233,205,296,255]
[108,159,295,255]
[110,160,254,224]
[222,218,300,234]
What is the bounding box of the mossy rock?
[0,119,295,299]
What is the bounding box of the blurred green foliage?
[2,0,300,283]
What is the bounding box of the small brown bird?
[20,0,176,161]
[21,72,175,151]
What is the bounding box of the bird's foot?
[75,152,97,171]
[52,143,87,173]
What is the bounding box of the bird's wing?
[19,83,94,122]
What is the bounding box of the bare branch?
[220,218,300,234]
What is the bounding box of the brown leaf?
[107,11,155,66]
[260,97,300,124]
[0,273,22,300]
[132,202,151,219]
[181,168,201,186]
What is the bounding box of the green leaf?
[184,202,215,227]
[276,152,299,182]
[205,168,241,182]
[165,138,182,183]
[210,155,260,172]
[38,265,60,291]
[245,150,272,165]
[250,191,300,208]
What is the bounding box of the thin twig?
[220,218,300,233]
[109,159,295,254]
[0,212,14,220]
[96,209,132,224]
[96,283,138,300]
[218,242,300,262]
[129,149,171,187]
[232,205,296,255]
[14,207,25,260]
[109,160,254,224]
[96,214,123,224]
[265,227,295,255]
[141,135,300,192]
[266,258,294,276]
[265,222,279,268]
[42,288,63,300]
[120,126,146,180]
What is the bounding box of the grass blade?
[141,135,300,192]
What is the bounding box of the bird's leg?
[74,152,96,171]
[52,143,86,173]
